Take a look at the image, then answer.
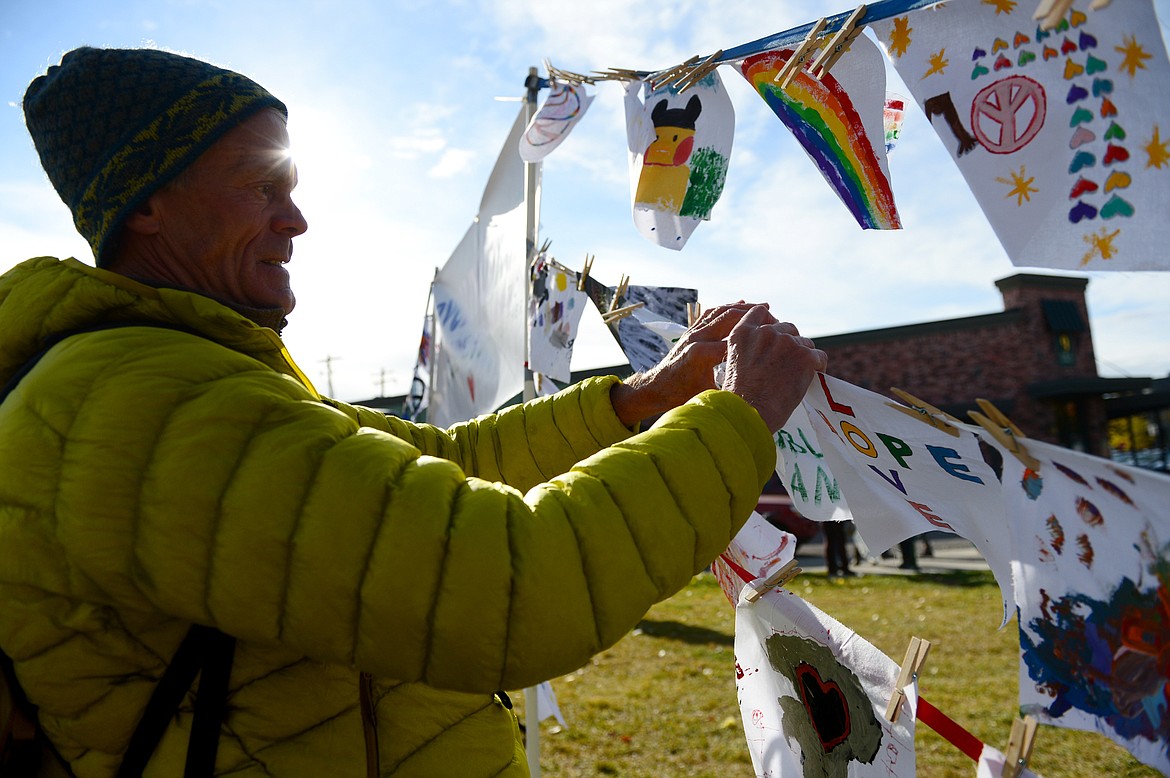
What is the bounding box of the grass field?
[513,570,1161,777]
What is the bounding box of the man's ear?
[122,195,163,235]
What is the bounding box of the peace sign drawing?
[970,75,1047,154]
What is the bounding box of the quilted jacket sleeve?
[15,329,775,694]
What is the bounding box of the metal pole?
[521,64,544,778]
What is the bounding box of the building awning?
[1028,376,1150,399]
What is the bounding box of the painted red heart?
[795,663,851,752]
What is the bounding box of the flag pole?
[521,64,544,778]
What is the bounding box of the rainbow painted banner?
[739,34,902,231]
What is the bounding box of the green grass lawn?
[513,570,1161,777]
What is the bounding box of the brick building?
[813,272,1148,457]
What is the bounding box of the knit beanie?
[23,47,287,266]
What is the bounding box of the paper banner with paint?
[802,374,1015,625]
[872,0,1170,270]
[735,587,916,777]
[987,435,1170,773]
[712,510,798,606]
[885,93,907,155]
[738,34,901,230]
[403,309,432,420]
[624,70,734,250]
[581,277,697,372]
[775,402,854,522]
[528,255,588,382]
[519,81,594,163]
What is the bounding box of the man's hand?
[722,306,828,432]
[610,302,779,428]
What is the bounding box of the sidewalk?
[793,533,990,577]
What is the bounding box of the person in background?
[0,47,827,776]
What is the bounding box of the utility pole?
[320,355,338,397]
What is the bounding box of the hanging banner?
[735,587,917,777]
[430,106,528,426]
[739,33,901,230]
[872,0,1170,270]
[712,510,798,606]
[519,81,594,162]
[988,434,1170,774]
[404,307,432,420]
[624,69,735,250]
[802,374,1015,625]
[581,277,698,373]
[775,402,854,522]
[527,255,588,382]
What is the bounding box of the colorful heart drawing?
[995,54,1012,71]
[1100,97,1118,117]
[1103,143,1130,165]
[1092,78,1114,97]
[1070,107,1094,127]
[1070,126,1096,148]
[1085,55,1107,74]
[1066,84,1089,104]
[1014,32,1031,48]
[1061,38,1078,55]
[1069,177,1099,198]
[1079,31,1098,50]
[1056,17,1070,32]
[794,664,852,753]
[993,37,1009,53]
[1070,9,1088,26]
[1018,50,1037,66]
[1104,170,1132,192]
[1036,25,1051,41]
[1064,59,1085,79]
[972,47,988,60]
[971,64,990,80]
[1069,200,1098,223]
[1100,194,1135,219]
[1104,122,1126,141]
[1043,46,1059,60]
[1069,150,1097,173]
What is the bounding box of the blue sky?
[3,0,1169,402]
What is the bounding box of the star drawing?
[924,48,949,78]
[1115,35,1152,79]
[996,165,1037,205]
[982,0,1017,13]
[887,17,912,58]
[1145,125,1170,169]
[1081,227,1121,265]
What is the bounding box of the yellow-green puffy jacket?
[0,257,775,777]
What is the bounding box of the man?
[0,47,826,776]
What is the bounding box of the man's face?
[147,109,307,315]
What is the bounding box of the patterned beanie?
[23,47,287,266]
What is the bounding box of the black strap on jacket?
[1,321,236,777]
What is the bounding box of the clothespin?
[809,5,868,79]
[600,301,645,325]
[675,50,724,93]
[1034,0,1074,29]
[592,67,643,83]
[577,254,594,292]
[686,301,702,327]
[545,59,596,86]
[885,636,931,722]
[649,55,700,92]
[886,387,962,438]
[1089,0,1112,8]
[968,399,1042,472]
[775,17,828,89]
[1002,715,1038,778]
[742,559,802,603]
[608,274,630,313]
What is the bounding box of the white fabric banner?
[735,587,916,777]
[430,107,528,427]
[989,434,1170,774]
[872,0,1170,270]
[775,402,854,522]
[518,81,593,163]
[802,374,1015,625]
[527,258,588,383]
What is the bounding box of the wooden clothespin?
[886,387,962,438]
[577,254,594,292]
[686,301,702,327]
[885,636,931,722]
[592,67,642,83]
[600,301,645,325]
[775,18,828,89]
[608,274,630,313]
[1034,0,1074,29]
[742,559,802,603]
[1002,715,1039,778]
[648,55,700,91]
[675,50,724,93]
[968,399,1042,472]
[809,5,868,80]
[1089,0,1112,9]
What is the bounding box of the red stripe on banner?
[917,696,985,762]
[718,553,757,585]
